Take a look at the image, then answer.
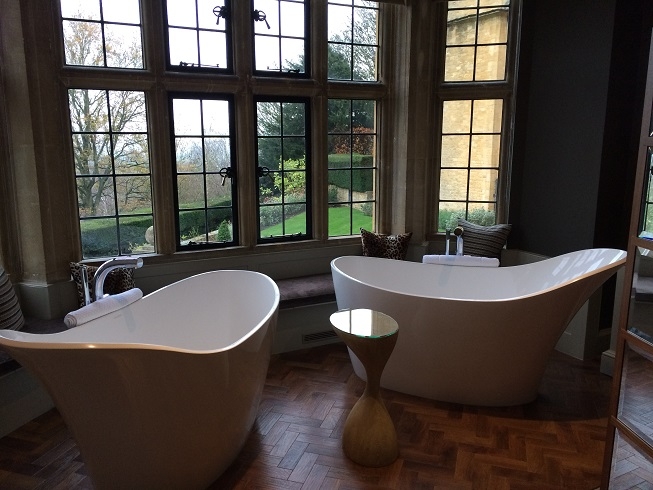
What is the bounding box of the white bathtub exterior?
[0,270,279,490]
[331,249,626,406]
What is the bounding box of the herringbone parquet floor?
[0,342,611,489]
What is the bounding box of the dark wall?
[510,0,637,256]
[594,2,653,250]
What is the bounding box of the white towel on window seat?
[422,255,500,267]
[64,288,143,328]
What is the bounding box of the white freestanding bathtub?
[331,249,626,406]
[0,270,279,490]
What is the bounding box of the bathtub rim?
[0,269,280,354]
[330,248,627,303]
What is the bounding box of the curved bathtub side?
[0,271,279,490]
[5,315,276,489]
[331,253,624,406]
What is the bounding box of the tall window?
[68,89,154,258]
[172,95,237,249]
[60,0,383,259]
[436,0,516,231]
[256,99,310,241]
[327,99,376,236]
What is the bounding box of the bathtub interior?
[332,248,626,301]
[0,269,280,352]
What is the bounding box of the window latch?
[256,166,270,178]
[218,167,235,185]
[253,10,270,29]
[213,5,229,26]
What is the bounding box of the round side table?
[330,308,399,467]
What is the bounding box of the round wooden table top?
[329,308,398,339]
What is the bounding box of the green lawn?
[260,206,372,237]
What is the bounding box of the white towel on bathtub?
[64,288,143,328]
[422,255,500,267]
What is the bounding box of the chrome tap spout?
[93,257,143,302]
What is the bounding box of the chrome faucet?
[454,226,464,256]
[93,257,143,302]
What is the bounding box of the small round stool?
[330,308,399,467]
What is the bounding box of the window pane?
[254,0,307,75]
[472,99,503,132]
[470,134,501,167]
[60,0,101,20]
[61,1,143,69]
[103,0,140,23]
[204,137,231,172]
[328,99,376,237]
[476,44,507,81]
[168,28,199,67]
[440,169,468,201]
[173,99,202,135]
[177,174,204,209]
[120,216,154,254]
[113,134,150,174]
[199,31,228,69]
[176,138,203,173]
[81,218,119,258]
[328,1,378,81]
[328,5,352,42]
[172,95,237,248]
[447,9,476,45]
[444,46,475,81]
[70,89,153,258]
[468,168,498,201]
[116,175,152,214]
[438,203,466,232]
[441,135,470,167]
[63,21,104,67]
[442,100,472,133]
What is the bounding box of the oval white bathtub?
[0,269,279,490]
[331,249,626,406]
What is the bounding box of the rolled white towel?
[422,255,499,267]
[64,288,143,328]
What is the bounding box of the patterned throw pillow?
[360,228,412,260]
[70,262,136,307]
[457,219,511,260]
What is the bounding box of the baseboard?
[600,349,615,376]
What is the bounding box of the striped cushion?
[0,267,25,331]
[458,219,511,260]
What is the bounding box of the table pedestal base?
[342,393,398,467]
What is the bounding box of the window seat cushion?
[276,274,335,309]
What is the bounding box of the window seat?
[0,318,66,376]
[276,273,335,309]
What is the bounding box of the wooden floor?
[0,342,612,489]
